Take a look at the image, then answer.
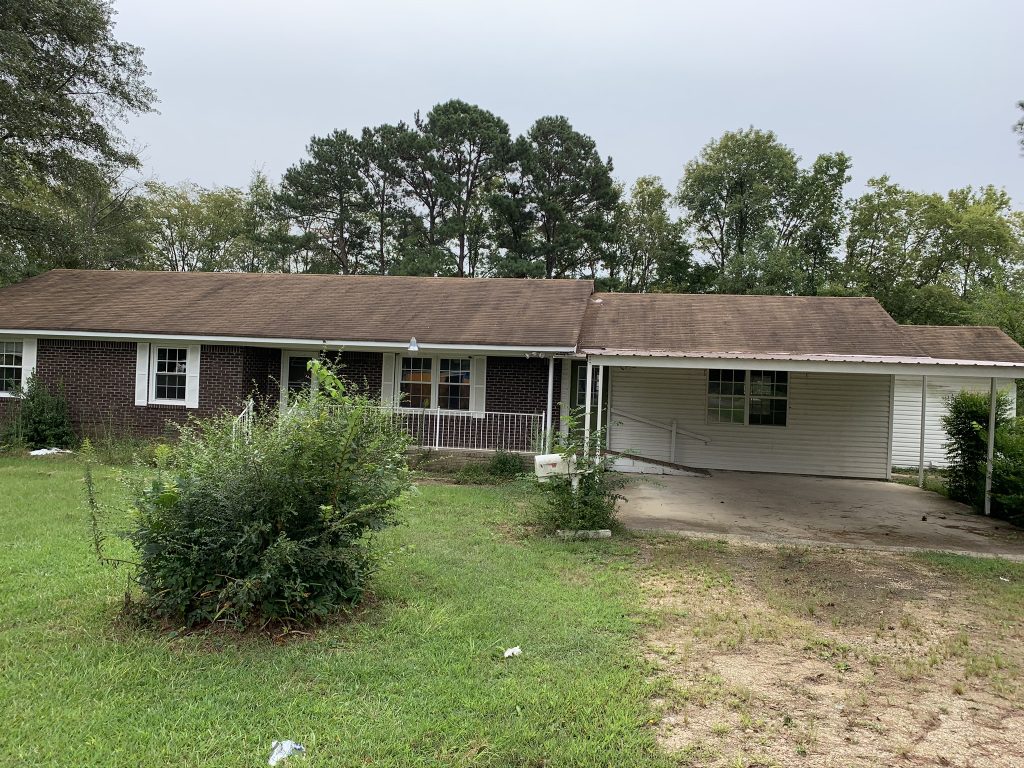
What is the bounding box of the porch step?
[605,450,711,477]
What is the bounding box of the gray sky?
[116,0,1024,201]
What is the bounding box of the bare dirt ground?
[639,537,1024,767]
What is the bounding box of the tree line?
[3,0,1024,341]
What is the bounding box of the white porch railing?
[370,407,545,453]
[232,397,255,442]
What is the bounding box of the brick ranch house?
[2,270,1023,492]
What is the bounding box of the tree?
[144,181,247,272]
[0,0,156,262]
[845,178,1021,323]
[277,130,371,274]
[1016,100,1024,154]
[357,125,410,275]
[675,128,850,294]
[493,116,619,278]
[230,171,296,273]
[416,100,511,276]
[609,176,688,292]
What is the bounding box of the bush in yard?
[114,360,410,628]
[534,409,627,533]
[943,389,1011,510]
[992,421,1024,524]
[0,375,75,449]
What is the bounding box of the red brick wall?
[29,339,280,438]
[485,356,561,420]
[0,343,560,442]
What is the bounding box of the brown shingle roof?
[0,270,593,349]
[899,325,1024,364]
[579,293,922,357]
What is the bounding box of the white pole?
[595,365,604,459]
[545,356,555,451]
[583,360,593,451]
[985,377,997,516]
[918,375,927,488]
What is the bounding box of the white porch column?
[984,377,997,516]
[595,364,604,459]
[545,356,555,451]
[583,360,594,450]
[918,375,927,488]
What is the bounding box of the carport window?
[706,369,788,427]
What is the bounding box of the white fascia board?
[0,329,575,355]
[587,353,1024,379]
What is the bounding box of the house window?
[0,341,23,394]
[438,358,471,410]
[400,357,433,409]
[707,369,788,427]
[153,347,188,401]
[748,370,788,426]
[287,355,313,394]
[707,369,746,424]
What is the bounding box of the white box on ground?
[534,453,574,480]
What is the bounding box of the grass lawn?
[4,455,1024,767]
[0,456,669,768]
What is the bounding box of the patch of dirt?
[641,540,1024,767]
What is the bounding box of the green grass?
[0,456,669,767]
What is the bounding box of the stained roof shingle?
[0,270,594,349]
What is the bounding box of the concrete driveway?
[619,471,1024,559]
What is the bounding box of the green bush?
[534,410,626,533]
[941,388,1024,523]
[1,375,75,449]
[106,361,410,628]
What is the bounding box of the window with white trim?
[400,357,433,409]
[0,341,23,394]
[398,356,475,411]
[707,369,788,427]
[438,358,471,410]
[152,347,188,402]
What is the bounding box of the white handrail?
[609,407,710,444]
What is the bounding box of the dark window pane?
[287,356,313,393]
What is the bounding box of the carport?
[576,294,1024,515]
[619,471,1024,559]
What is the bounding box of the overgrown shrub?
[534,410,626,533]
[992,421,1024,523]
[97,361,410,629]
[943,389,1011,509]
[453,449,526,484]
[0,375,75,449]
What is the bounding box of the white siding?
[891,375,1017,468]
[607,368,893,479]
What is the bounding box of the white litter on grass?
[1000,577,1011,582]
[268,740,306,766]
[28,448,71,456]
[503,646,522,658]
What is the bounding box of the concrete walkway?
[619,471,1024,560]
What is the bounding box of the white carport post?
[545,356,555,451]
[984,377,997,516]
[918,375,927,488]
[595,363,604,459]
[582,360,594,450]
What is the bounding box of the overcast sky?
[115,0,1023,201]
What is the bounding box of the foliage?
[0,0,155,279]
[845,177,1021,324]
[452,450,526,484]
[992,420,1024,524]
[534,410,627,532]
[607,176,693,293]
[0,375,75,449]
[107,361,410,628]
[942,389,1011,511]
[675,127,851,295]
